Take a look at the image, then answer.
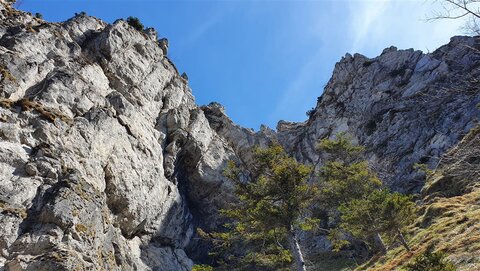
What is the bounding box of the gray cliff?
[0,1,479,270]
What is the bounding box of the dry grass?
[0,201,27,219]
[25,22,37,33]
[356,180,480,271]
[0,98,72,124]
[75,223,88,233]
[2,2,18,17]
[18,98,72,124]
[0,98,14,108]
[0,65,16,83]
[357,126,480,271]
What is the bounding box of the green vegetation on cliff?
[358,126,480,271]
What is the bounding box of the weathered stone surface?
[0,1,195,269]
[0,0,479,269]
[277,36,480,193]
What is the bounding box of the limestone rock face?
[0,0,479,269]
[277,38,480,193]
[0,2,197,270]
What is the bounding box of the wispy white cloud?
[346,0,465,56]
[270,0,468,127]
[348,0,389,53]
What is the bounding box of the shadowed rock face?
[0,1,479,269]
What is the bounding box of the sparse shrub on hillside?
[127,16,144,31]
[406,245,457,271]
[338,189,416,253]
[388,66,407,77]
[413,163,433,176]
[363,59,374,67]
[306,108,315,118]
[34,12,42,19]
[192,264,214,271]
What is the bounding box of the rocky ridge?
[0,1,479,270]
[279,39,480,193]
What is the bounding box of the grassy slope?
[357,126,480,271]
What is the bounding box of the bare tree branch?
[429,0,480,34]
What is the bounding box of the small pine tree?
[212,144,317,271]
[126,16,144,31]
[379,191,416,251]
[338,189,416,253]
[34,12,43,19]
[406,245,457,271]
[316,133,416,254]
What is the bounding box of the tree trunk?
[288,227,307,271]
[374,232,387,255]
[397,229,410,251]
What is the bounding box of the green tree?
[406,245,457,271]
[316,134,415,254]
[317,133,381,209]
[213,144,317,271]
[338,189,416,254]
[126,16,144,31]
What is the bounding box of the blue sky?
[16,0,464,130]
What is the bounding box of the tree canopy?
[212,144,316,271]
[317,133,381,209]
[204,134,418,270]
[317,134,416,254]
[338,189,415,252]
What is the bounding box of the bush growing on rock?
[406,245,456,271]
[192,264,214,271]
[306,108,315,118]
[126,16,144,31]
[338,189,415,253]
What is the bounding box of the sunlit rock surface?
[0,0,479,269]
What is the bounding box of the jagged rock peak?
[278,35,480,192]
